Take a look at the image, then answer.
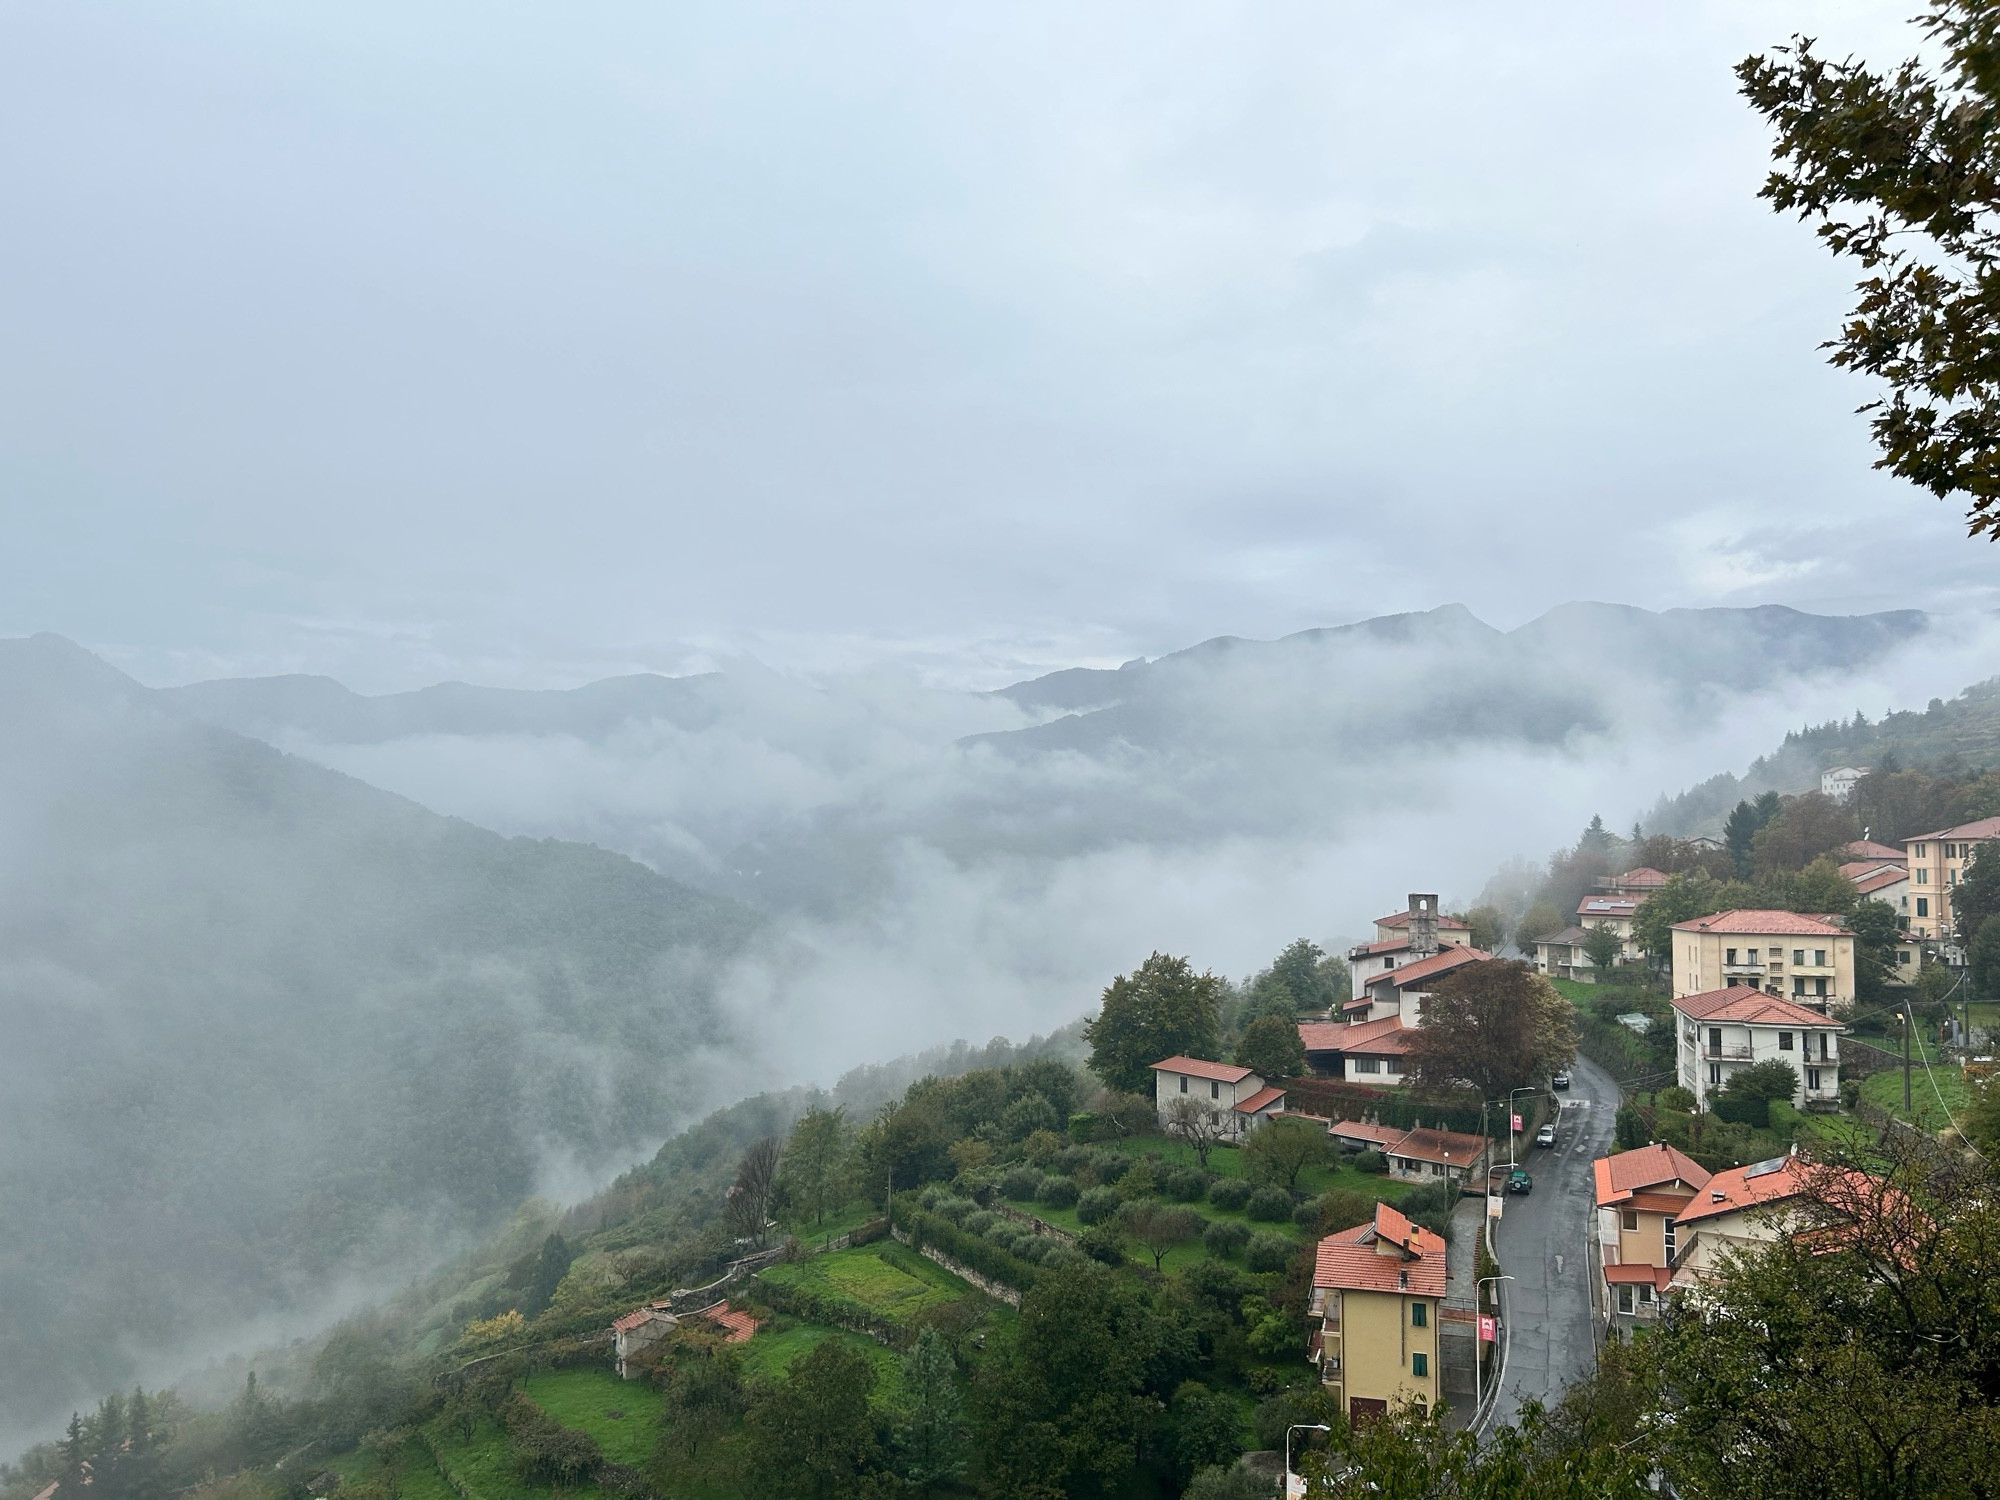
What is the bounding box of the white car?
[1535,1123,1558,1148]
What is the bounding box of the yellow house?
[1670,909,1855,1013]
[1904,816,2000,939]
[1592,1142,1709,1326]
[1308,1202,1446,1421]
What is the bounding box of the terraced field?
[757,1241,970,1323]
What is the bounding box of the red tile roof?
[1851,865,1908,896]
[1374,911,1473,931]
[1234,1085,1288,1114]
[613,1307,661,1333]
[700,1301,760,1343]
[1839,839,1906,861]
[1608,867,1670,888]
[1913,815,2000,842]
[1674,1153,1816,1226]
[1370,946,1492,989]
[1592,1142,1712,1207]
[1314,1203,1447,1296]
[1298,1021,1350,1051]
[1330,1119,1404,1148]
[1670,985,1843,1027]
[1341,995,1373,1012]
[1350,937,1415,957]
[1604,1263,1674,1290]
[1151,1056,1255,1083]
[1671,909,1850,937]
[1387,1126,1488,1167]
[1333,1014,1416,1054]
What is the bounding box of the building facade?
[1150,1056,1285,1140]
[1904,816,2000,940]
[1671,986,1843,1110]
[1592,1143,1709,1327]
[1670,909,1855,1012]
[1309,1203,1447,1421]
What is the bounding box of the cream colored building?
[1670,909,1855,1013]
[1904,816,2000,940]
[1592,1143,1709,1326]
[1666,1153,1876,1292]
[1309,1202,1446,1421]
[1671,986,1843,1109]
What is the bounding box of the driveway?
[1480,1055,1618,1432]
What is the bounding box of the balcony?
[1702,1045,1753,1061]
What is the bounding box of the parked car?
[1535,1123,1558,1148]
[1507,1167,1533,1194]
[1551,1070,1572,1090]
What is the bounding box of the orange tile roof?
[1604,1263,1674,1290]
[1851,865,1908,896]
[700,1301,760,1343]
[1387,1126,1488,1167]
[1839,840,1906,861]
[1151,1055,1256,1083]
[1333,1014,1416,1054]
[1671,908,1850,936]
[1912,815,2000,842]
[1592,1142,1712,1206]
[1609,867,1670,887]
[1670,985,1843,1027]
[613,1307,662,1333]
[1370,946,1492,988]
[1314,1203,1447,1297]
[1234,1084,1288,1114]
[1298,1021,1350,1050]
[1330,1119,1405,1148]
[1674,1153,1817,1225]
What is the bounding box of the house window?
[1665,1221,1676,1259]
[1709,1064,1721,1087]
[1353,1058,1382,1074]
[1820,1033,1831,1060]
[1638,1284,1655,1305]
[1179,1077,1188,1093]
[1793,949,1805,966]
[1918,869,1929,885]
[1384,1058,1403,1074]
[1430,1162,1444,1176]
[1708,1027,1722,1052]
[1621,1209,1639,1232]
[1617,1284,1634,1314]
[1726,947,1738,964]
[1793,977,1806,995]
[1814,949,1827,966]
[1211,1080,1220,1099]
[1950,869,1959,886]
[1915,843,1927,859]
[1806,1068,1821,1091]
[1815,977,1828,997]
[1779,1031,1794,1051]
[1411,1302,1428,1328]
[1770,947,1782,958]
[1898,950,1912,964]
[1918,898,1930,918]
[1411,1352,1428,1378]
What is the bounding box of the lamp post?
[1506,1087,1536,1169]
[1897,1008,1912,1113]
[1474,1274,1515,1420]
[1285,1423,1331,1498]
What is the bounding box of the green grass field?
[1861,1058,1971,1133]
[424,1416,548,1500]
[758,1242,969,1324]
[734,1321,906,1402]
[520,1367,664,1466]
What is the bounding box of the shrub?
[1203,1220,1251,1258]
[919,1185,947,1210]
[1313,1189,1375,1235]
[1076,1186,1123,1225]
[1000,1167,1042,1201]
[1208,1178,1253,1212]
[1160,1164,1209,1202]
[1091,1152,1132,1183]
[1243,1232,1296,1273]
[1119,1157,1160,1199]
[932,1195,975,1225]
[1049,1146,1094,1176]
[1079,1224,1127,1265]
[963,1210,997,1235]
[1037,1175,1079,1209]
[1244,1187,1294,1222]
[984,1222,1022,1250]
[1398,1181,1455,1219]
[1291,1200,1320,1228]
[1353,1150,1389,1175]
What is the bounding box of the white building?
[1671,986,1842,1110]
[1150,1056,1286,1141]
[1820,766,1869,802]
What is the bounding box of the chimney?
[1408,894,1439,958]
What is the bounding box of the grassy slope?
[520,1368,664,1466]
[758,1242,970,1325]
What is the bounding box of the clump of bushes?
[1079,1224,1126,1265]
[1244,1186,1294,1222]
[1203,1220,1251,1259]
[1037,1175,1079,1209]
[1000,1166,1042,1201]
[1208,1178,1254,1212]
[1243,1232,1296,1273]
[1159,1164,1209,1202]
[963,1210,998,1235]
[1076,1186,1123,1225]
[1354,1150,1389,1175]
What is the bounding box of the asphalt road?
[1481,1055,1618,1432]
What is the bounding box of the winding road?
[1480,1055,1618,1432]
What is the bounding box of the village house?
[1667,1152,1875,1292]
[1904,815,2000,940]
[1527,926,1593,981]
[612,1303,678,1377]
[1326,1118,1491,1187]
[1354,945,1491,1024]
[1596,866,1670,897]
[1308,1202,1447,1421]
[1345,894,1473,999]
[1592,1143,1710,1326]
[1150,1056,1286,1141]
[1670,909,1855,1012]
[1671,985,1843,1110]
[1299,1015,1413,1083]
[1820,765,1870,802]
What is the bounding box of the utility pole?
[1474,1273,1514,1421]
[1900,1008,1912,1113]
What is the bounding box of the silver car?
[1535,1123,1558,1148]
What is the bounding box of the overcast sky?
[0,1,1976,693]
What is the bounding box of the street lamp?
[1473,1274,1515,1420]
[1285,1424,1331,1498]
[1506,1087,1537,1169]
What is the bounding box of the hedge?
[1282,1079,1492,1137]
[752,1271,908,1349]
[895,1200,1042,1292]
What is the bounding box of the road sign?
[1486,1194,1502,1218]
[1479,1314,1497,1343]
[1511,1112,1522,1131]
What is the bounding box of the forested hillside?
[0,636,763,1444]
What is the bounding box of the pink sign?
[1511,1113,1522,1132]
[1479,1314,1497,1343]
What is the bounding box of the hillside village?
[9,766,2000,1499]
